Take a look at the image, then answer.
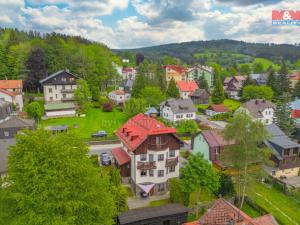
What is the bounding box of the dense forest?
[116,39,300,67]
[0,28,121,95]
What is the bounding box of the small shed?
[44,102,76,118]
[117,203,189,225]
[206,104,229,116]
[190,89,210,104]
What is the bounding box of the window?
[169,166,175,172]
[293,148,298,155]
[158,170,164,177]
[56,94,58,99]
[55,85,57,90]
[155,136,161,144]
[140,154,147,161]
[63,94,66,98]
[4,131,9,137]
[149,169,154,177]
[169,150,175,157]
[62,85,65,90]
[140,170,147,177]
[149,154,154,162]
[284,149,290,156]
[49,88,52,93]
[158,154,164,161]
[62,78,66,82]
[50,97,53,101]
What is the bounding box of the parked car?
[91,130,107,138]
[101,152,111,166]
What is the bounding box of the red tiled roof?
[291,110,300,119]
[165,65,186,74]
[176,81,199,92]
[112,90,125,95]
[186,199,277,225]
[0,88,16,97]
[116,114,176,152]
[0,80,23,89]
[253,214,278,225]
[290,72,300,80]
[209,104,229,112]
[111,147,131,165]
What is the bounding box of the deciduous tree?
[74,79,92,113]
[140,86,165,107]
[124,98,147,118]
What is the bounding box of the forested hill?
[116,39,300,65]
[0,28,121,93]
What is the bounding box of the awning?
[138,183,155,194]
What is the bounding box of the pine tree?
[211,72,225,104]
[277,63,290,94]
[166,77,179,98]
[131,62,148,97]
[267,68,278,96]
[239,75,253,98]
[274,92,295,137]
[24,47,47,92]
[154,62,167,92]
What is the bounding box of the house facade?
[112,114,182,196]
[160,98,196,122]
[238,99,275,125]
[0,80,23,111]
[40,69,79,103]
[108,90,131,105]
[191,130,234,168]
[122,67,136,80]
[176,81,199,99]
[206,104,229,117]
[265,124,300,179]
[165,65,187,83]
[190,89,210,105]
[187,65,214,88]
[223,76,247,100]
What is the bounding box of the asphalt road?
[88,143,122,157]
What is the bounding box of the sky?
[0,0,299,49]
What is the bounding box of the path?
[196,115,227,130]
[127,192,170,209]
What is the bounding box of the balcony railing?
[148,142,169,151]
[137,161,156,170]
[165,157,178,167]
[61,89,74,93]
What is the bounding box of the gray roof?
[145,107,158,115]
[190,89,209,98]
[40,69,79,84]
[241,99,275,118]
[0,116,35,129]
[265,124,300,159]
[118,204,189,224]
[0,138,16,174]
[160,98,196,114]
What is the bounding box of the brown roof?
[0,80,23,89]
[209,104,229,113]
[112,90,125,95]
[241,99,275,118]
[253,214,278,225]
[0,89,16,97]
[0,116,35,129]
[202,130,234,148]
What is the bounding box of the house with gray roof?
[264,124,300,179]
[237,99,275,125]
[250,73,268,86]
[0,100,34,176]
[160,98,196,122]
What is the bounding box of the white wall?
[161,106,174,121]
[261,108,274,125]
[0,92,13,103]
[180,91,190,99]
[0,92,23,111]
[108,92,131,104]
[45,109,76,117]
[133,148,180,185]
[44,84,76,102]
[173,112,196,122]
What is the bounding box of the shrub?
[176,120,199,135]
[216,173,235,197]
[89,154,99,167]
[102,102,113,112]
[209,112,231,121]
[25,101,44,121]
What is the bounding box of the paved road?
[196,114,227,130]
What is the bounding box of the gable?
[40,70,79,85]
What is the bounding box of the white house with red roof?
[176,81,199,99]
[206,104,229,117]
[122,67,136,80]
[0,80,23,111]
[112,114,182,196]
[108,90,131,105]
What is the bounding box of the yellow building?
[165,65,187,83]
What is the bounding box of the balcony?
[137,161,156,170]
[165,157,178,167]
[61,89,74,93]
[148,142,169,151]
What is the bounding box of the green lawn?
[41,107,127,139]
[149,198,170,207]
[241,202,262,218]
[223,99,241,111]
[248,182,300,225]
